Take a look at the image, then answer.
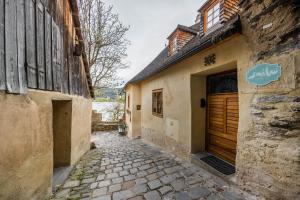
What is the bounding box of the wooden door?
[206,71,238,164]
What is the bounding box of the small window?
[207,2,220,29]
[152,89,163,117]
[172,37,178,53]
[127,95,130,108]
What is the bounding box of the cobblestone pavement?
[52,131,256,200]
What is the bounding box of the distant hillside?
[94,87,124,102]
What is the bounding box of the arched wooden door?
[206,71,239,164]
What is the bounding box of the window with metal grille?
[152,89,163,117]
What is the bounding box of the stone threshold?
[52,166,75,192]
[191,152,237,186]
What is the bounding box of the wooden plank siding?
[0,0,92,98]
[36,0,46,89]
[45,11,53,90]
[0,0,5,90]
[5,0,20,93]
[16,0,27,94]
[25,0,38,89]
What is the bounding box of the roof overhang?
[69,0,94,98]
[125,15,241,86]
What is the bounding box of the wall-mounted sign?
[204,54,216,66]
[246,63,281,86]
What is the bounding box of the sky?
[103,0,206,83]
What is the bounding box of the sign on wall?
[246,63,282,86]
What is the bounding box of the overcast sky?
[103,0,206,83]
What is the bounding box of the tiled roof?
[126,15,241,85]
[167,25,198,39]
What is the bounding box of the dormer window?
[207,2,220,29]
[167,26,197,56]
[172,37,178,53]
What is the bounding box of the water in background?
[92,102,124,121]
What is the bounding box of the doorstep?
[191,152,237,185]
[52,166,74,192]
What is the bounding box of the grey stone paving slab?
[63,180,80,188]
[144,190,161,200]
[106,173,118,179]
[188,186,211,199]
[173,192,191,200]
[158,186,172,195]
[109,184,122,193]
[160,175,176,184]
[148,179,162,190]
[119,170,129,176]
[135,178,147,185]
[170,180,185,191]
[131,184,148,195]
[90,182,98,189]
[92,195,112,200]
[51,132,255,200]
[113,190,134,200]
[124,174,136,181]
[98,180,111,188]
[97,174,106,181]
[92,187,108,197]
[82,178,96,184]
[55,188,70,198]
[112,177,123,184]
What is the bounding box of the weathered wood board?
[36,0,46,89]
[0,0,91,97]
[5,0,19,93]
[0,0,5,90]
[45,11,53,90]
[17,0,27,94]
[25,0,38,88]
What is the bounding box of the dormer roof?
[167,25,198,39]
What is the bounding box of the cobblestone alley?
[52,132,256,200]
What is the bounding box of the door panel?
[207,93,239,164]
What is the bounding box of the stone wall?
[237,0,300,198]
[92,110,118,132]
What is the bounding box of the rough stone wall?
[237,1,300,199]
[92,110,118,132]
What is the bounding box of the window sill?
[152,112,163,118]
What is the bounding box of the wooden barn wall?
[0,0,90,98]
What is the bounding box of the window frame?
[127,94,130,108]
[172,37,178,53]
[204,1,221,32]
[152,89,163,118]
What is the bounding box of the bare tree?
[78,0,130,88]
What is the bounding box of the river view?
[92,102,124,122]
